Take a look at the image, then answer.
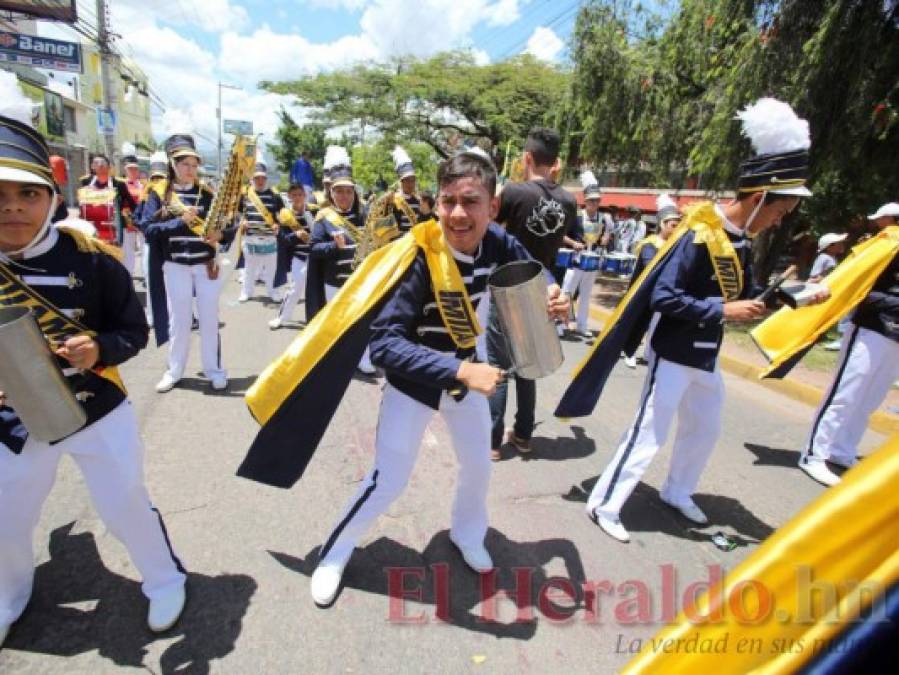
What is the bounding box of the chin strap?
[0,192,57,263]
[743,191,766,238]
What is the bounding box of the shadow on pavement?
[563,478,774,547]
[5,523,256,675]
[505,425,596,462]
[270,528,587,640]
[744,442,802,468]
[177,375,258,398]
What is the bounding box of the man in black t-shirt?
[489,127,576,460]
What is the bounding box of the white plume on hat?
[392,145,412,169]
[656,193,677,211]
[121,141,137,156]
[580,170,599,189]
[736,98,810,155]
[323,145,350,170]
[0,71,36,127]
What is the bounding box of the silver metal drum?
[0,306,87,443]
[488,260,564,379]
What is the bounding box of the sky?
[36,0,580,154]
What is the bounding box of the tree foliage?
[266,108,328,188]
[262,51,570,165]
[351,140,438,192]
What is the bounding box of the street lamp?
[217,81,242,178]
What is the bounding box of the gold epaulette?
[56,225,124,262]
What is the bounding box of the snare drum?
[601,253,625,275]
[555,247,575,269]
[245,236,278,256]
[619,254,637,277]
[576,251,601,271]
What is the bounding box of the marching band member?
[238,156,285,304]
[77,153,136,247]
[141,134,234,393]
[236,148,569,607]
[561,170,605,338]
[623,195,682,368]
[797,203,899,486]
[306,145,375,374]
[0,78,186,645]
[134,151,168,326]
[119,143,144,276]
[390,145,421,233]
[269,183,314,329]
[556,99,826,543]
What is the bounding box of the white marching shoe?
[147,585,186,633]
[660,495,709,525]
[268,316,283,330]
[624,355,638,369]
[210,375,228,391]
[310,562,347,607]
[588,509,630,542]
[799,457,841,487]
[450,537,494,573]
[155,373,178,393]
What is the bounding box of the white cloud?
[305,0,371,10]
[524,26,564,62]
[110,0,249,34]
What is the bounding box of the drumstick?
[756,264,797,304]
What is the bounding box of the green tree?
[351,140,438,192]
[261,51,570,165]
[267,108,328,188]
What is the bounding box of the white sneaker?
[147,585,186,633]
[268,317,283,330]
[357,362,376,376]
[155,373,178,393]
[310,563,346,607]
[660,495,708,525]
[210,375,228,391]
[799,458,841,486]
[624,355,637,369]
[588,509,630,542]
[238,293,249,303]
[0,622,9,648]
[450,537,494,573]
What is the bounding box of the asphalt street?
[0,266,887,675]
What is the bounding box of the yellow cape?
[751,226,899,378]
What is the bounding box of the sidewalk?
[585,277,899,436]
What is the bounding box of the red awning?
[573,189,719,212]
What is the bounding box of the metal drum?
[619,253,637,277]
[576,251,601,272]
[601,252,625,275]
[555,247,575,269]
[0,306,87,443]
[488,260,564,380]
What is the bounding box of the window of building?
[63,106,76,134]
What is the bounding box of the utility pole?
[217,81,241,178]
[95,0,117,161]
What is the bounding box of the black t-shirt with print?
[496,179,578,270]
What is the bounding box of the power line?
[495,0,582,61]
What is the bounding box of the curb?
[587,305,899,436]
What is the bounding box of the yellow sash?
[752,226,899,377]
[246,219,480,425]
[0,231,126,394]
[150,180,209,237]
[688,202,743,301]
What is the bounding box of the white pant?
[162,260,226,381]
[241,237,277,299]
[121,229,143,277]
[588,355,723,519]
[804,326,899,464]
[562,268,598,332]
[277,257,308,322]
[325,284,373,371]
[0,401,186,625]
[319,384,493,567]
